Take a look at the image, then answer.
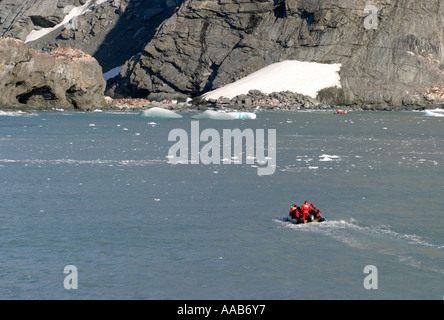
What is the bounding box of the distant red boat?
[335,109,348,114]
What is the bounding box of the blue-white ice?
[228,112,257,119]
[192,110,235,120]
[192,110,257,120]
[141,107,183,119]
[425,108,444,117]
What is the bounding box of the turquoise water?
[0,109,443,299]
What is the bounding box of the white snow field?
[202,60,342,100]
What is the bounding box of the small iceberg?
[141,107,182,119]
[192,110,257,120]
[192,110,235,120]
[319,154,340,162]
[0,110,37,117]
[424,108,444,117]
[228,112,257,120]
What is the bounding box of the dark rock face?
[2,0,444,108]
[205,89,328,111]
[1,0,184,73]
[115,0,444,107]
[0,37,105,110]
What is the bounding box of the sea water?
[0,109,443,299]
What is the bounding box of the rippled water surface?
[1,109,443,299]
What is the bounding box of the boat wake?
[276,217,444,274]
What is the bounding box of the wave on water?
[277,217,444,274]
[0,158,165,166]
[278,218,370,249]
[279,217,444,249]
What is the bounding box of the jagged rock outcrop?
[114,0,444,107]
[0,37,105,110]
[0,1,86,40]
[1,0,184,73]
[205,89,328,110]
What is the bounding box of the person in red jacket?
[301,201,311,221]
[310,203,325,222]
[290,204,302,219]
[312,203,321,217]
[289,205,303,223]
[309,203,316,218]
[289,205,297,218]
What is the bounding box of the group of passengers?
[289,201,325,223]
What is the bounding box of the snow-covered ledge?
[202,60,342,101]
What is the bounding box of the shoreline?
[0,90,442,113]
[0,103,440,113]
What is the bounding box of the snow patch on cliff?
[103,65,123,80]
[25,0,110,43]
[202,60,342,100]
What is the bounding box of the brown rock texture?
[0,37,105,110]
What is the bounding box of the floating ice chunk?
[319,154,340,162]
[0,111,36,117]
[147,121,157,127]
[192,110,256,120]
[424,108,444,117]
[141,107,183,119]
[192,110,235,120]
[227,112,257,120]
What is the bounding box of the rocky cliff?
[112,0,444,107]
[0,0,183,73]
[2,0,444,109]
[0,37,105,110]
